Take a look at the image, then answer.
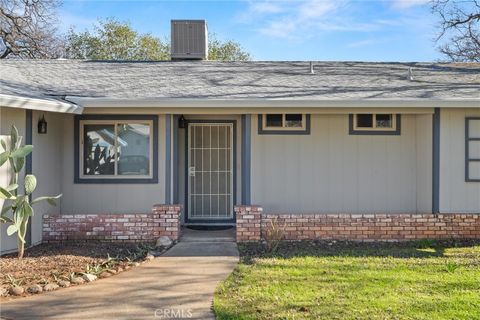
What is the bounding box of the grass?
[214,240,480,320]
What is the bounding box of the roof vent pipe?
[408,67,414,81]
[310,62,315,74]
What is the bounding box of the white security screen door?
[187,123,234,221]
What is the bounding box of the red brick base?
[43,204,182,242]
[235,206,480,242]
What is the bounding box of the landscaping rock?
[27,284,43,294]
[10,286,24,296]
[156,236,173,248]
[116,267,124,273]
[133,262,140,267]
[145,254,155,261]
[43,283,59,291]
[58,281,71,288]
[108,269,117,274]
[124,265,131,270]
[99,272,112,279]
[147,250,162,257]
[82,274,97,282]
[71,277,85,285]
[1,287,9,297]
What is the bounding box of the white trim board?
[0,94,83,114]
[67,97,480,110]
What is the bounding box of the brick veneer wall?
[235,206,263,241]
[235,206,480,242]
[43,205,182,242]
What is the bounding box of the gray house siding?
[31,111,64,246]
[440,108,480,213]
[250,113,433,214]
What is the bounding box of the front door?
[187,122,235,223]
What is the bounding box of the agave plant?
[0,125,62,259]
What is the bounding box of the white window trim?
[262,113,307,131]
[79,119,154,179]
[353,114,397,131]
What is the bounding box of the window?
[258,114,310,134]
[74,115,158,183]
[349,114,401,135]
[466,117,480,182]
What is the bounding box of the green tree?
[208,33,251,61]
[66,18,170,60]
[66,18,251,61]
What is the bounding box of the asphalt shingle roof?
[0,60,479,101]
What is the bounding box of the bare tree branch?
[432,0,480,62]
[0,0,63,59]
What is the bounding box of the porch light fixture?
[38,115,47,134]
[178,115,187,129]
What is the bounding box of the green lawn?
[214,241,480,320]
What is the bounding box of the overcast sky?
[60,0,440,61]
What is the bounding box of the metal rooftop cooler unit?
[171,20,208,60]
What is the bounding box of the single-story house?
[1,21,479,253]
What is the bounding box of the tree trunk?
[17,218,28,259]
[17,237,24,259]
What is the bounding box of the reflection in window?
[266,114,283,127]
[117,123,150,175]
[83,124,116,175]
[263,114,306,130]
[353,114,396,131]
[356,114,373,128]
[285,114,303,127]
[376,114,393,128]
[81,121,152,178]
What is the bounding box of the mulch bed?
[0,241,155,299]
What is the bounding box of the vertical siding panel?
[415,114,433,212]
[440,108,480,213]
[32,111,63,245]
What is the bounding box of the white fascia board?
[0,94,83,114]
[66,97,480,109]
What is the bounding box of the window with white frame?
[349,114,401,135]
[259,114,310,134]
[76,116,157,182]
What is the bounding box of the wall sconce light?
[38,115,47,134]
[178,115,187,129]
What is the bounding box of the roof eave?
[0,94,83,114]
[66,97,480,109]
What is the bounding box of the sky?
[59,0,440,61]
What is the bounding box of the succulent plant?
[0,125,62,259]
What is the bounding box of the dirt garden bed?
[0,241,161,300]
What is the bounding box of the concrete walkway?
[0,228,239,320]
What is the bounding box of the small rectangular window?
[375,114,393,128]
[355,114,395,130]
[466,117,480,182]
[75,115,158,184]
[266,114,283,127]
[349,114,401,135]
[356,114,373,128]
[285,114,303,127]
[258,114,310,135]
